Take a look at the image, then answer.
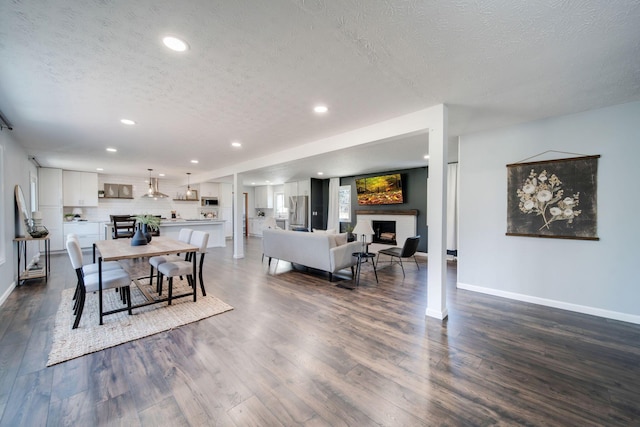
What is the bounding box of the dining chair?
[110,215,136,239]
[148,228,193,290]
[157,231,209,303]
[67,233,125,307]
[66,234,123,275]
[66,238,133,328]
[376,236,421,277]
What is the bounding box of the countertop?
[159,219,225,226]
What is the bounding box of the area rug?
[47,278,233,366]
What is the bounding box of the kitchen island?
[103,219,226,248]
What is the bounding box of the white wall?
[458,101,640,323]
[0,131,38,305]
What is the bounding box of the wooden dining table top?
[94,236,198,262]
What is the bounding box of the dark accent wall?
[310,178,328,230]
[340,167,428,252]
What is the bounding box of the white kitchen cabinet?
[64,221,101,248]
[284,180,310,199]
[297,179,310,196]
[219,183,233,208]
[38,168,63,206]
[284,181,297,202]
[249,217,265,237]
[219,207,233,237]
[199,182,219,197]
[63,170,98,206]
[254,185,273,208]
[38,168,64,251]
[40,206,64,251]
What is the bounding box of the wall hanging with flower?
[506,154,600,240]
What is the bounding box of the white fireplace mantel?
[355,211,418,253]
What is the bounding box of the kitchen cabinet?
[254,185,273,208]
[219,207,233,237]
[63,170,98,206]
[284,180,310,200]
[38,168,64,251]
[199,182,219,197]
[297,179,310,196]
[64,221,101,248]
[219,183,233,208]
[249,217,265,237]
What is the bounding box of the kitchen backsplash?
[64,174,200,221]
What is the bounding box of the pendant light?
[147,169,154,195]
[186,173,192,198]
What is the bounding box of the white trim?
[457,282,640,325]
[426,307,448,320]
[0,281,16,307]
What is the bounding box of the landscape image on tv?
[356,173,404,205]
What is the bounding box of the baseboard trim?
[426,307,448,320]
[0,281,17,308]
[457,282,640,325]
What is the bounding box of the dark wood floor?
[0,238,638,426]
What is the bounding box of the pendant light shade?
[186,172,192,197]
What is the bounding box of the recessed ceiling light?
[159,173,165,177]
[120,119,136,125]
[231,141,242,148]
[251,182,256,185]
[424,155,430,159]
[162,36,189,52]
[317,172,324,175]
[191,159,199,164]
[314,105,328,114]
[106,147,117,152]
[96,168,104,171]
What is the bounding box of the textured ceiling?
[1,0,639,184]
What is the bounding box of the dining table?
[93,236,198,325]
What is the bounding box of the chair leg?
[126,286,132,315]
[72,286,86,329]
[167,277,173,305]
[398,256,405,277]
[158,273,163,295]
[149,265,154,287]
[413,256,419,270]
[199,268,206,296]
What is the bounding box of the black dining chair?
[376,236,420,277]
[110,215,136,239]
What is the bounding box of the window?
[275,192,285,217]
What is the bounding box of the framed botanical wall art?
[506,155,600,240]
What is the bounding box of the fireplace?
[372,220,396,245]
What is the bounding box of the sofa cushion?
[334,233,348,246]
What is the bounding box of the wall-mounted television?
[356,173,404,205]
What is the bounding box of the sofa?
[262,229,362,280]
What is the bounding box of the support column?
[233,173,245,259]
[426,105,448,320]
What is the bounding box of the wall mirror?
[15,184,30,237]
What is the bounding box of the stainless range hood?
[141,177,169,199]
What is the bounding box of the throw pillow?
[334,232,348,246]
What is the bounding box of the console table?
[13,236,51,284]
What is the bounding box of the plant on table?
[134,214,161,231]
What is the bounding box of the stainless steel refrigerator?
[288,195,308,230]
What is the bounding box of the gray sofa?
[262,229,362,280]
